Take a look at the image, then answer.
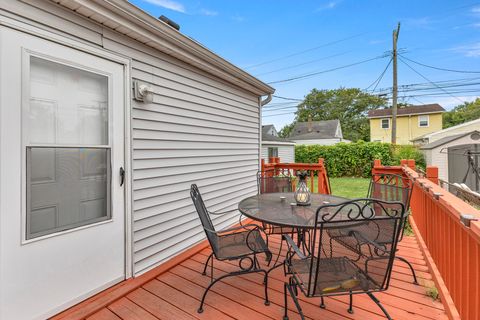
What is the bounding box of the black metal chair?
[190,184,272,313]
[283,198,405,320]
[367,173,418,284]
[257,172,302,268]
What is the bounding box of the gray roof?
[289,120,341,140]
[262,125,275,135]
[262,133,295,143]
[420,131,480,150]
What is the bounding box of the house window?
[418,115,429,127]
[25,56,111,240]
[381,118,390,129]
[268,147,278,158]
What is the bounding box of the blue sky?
[130,0,480,130]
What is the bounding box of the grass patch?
[329,177,370,199]
[426,286,440,301]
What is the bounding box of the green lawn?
[329,177,370,199]
[304,176,370,198]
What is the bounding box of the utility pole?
[391,22,400,144]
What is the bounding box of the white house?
[0,1,274,319]
[420,131,480,185]
[288,119,349,145]
[261,125,295,163]
[412,118,480,146]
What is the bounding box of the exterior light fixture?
[294,171,311,206]
[133,80,154,103]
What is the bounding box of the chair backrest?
[257,171,294,194]
[190,184,218,251]
[305,198,405,297]
[368,174,412,210]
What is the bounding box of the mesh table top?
[238,193,354,229]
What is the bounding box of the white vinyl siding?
[261,144,295,163]
[2,0,263,276]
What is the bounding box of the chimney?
[307,115,313,132]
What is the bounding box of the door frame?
[0,14,134,279]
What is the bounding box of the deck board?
[84,234,447,320]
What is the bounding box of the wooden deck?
[59,234,447,320]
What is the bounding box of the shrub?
[294,142,425,177]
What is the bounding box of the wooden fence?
[261,157,331,194]
[374,159,480,320]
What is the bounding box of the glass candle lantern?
[294,171,311,206]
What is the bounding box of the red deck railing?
[374,160,480,320]
[261,157,331,194]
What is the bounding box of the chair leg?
[396,256,419,284]
[198,269,267,313]
[286,282,305,320]
[260,269,270,306]
[320,296,326,309]
[202,253,213,276]
[283,282,289,320]
[348,292,354,314]
[367,292,392,320]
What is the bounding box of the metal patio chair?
[283,198,405,320]
[367,173,417,284]
[257,172,302,268]
[190,184,272,313]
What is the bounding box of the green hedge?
[295,141,425,177]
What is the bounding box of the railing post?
[426,166,439,185]
[261,158,265,173]
[407,159,416,170]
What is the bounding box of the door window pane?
[29,56,108,145]
[27,148,111,239]
[26,55,111,240]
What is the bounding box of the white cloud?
[451,43,480,57]
[199,8,218,16]
[142,0,185,13]
[415,96,479,110]
[231,15,245,22]
[471,6,480,14]
[316,0,341,11]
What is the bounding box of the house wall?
[370,113,443,144]
[261,144,295,163]
[426,119,480,144]
[1,0,262,277]
[292,138,344,146]
[424,134,480,181]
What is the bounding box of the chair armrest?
[349,230,390,254]
[283,235,307,260]
[216,223,263,235]
[208,209,237,215]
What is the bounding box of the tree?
[443,98,480,128]
[287,88,387,141]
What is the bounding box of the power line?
[364,58,393,91]
[255,51,352,77]
[244,32,367,70]
[398,56,466,103]
[268,54,388,85]
[272,95,303,101]
[399,54,480,74]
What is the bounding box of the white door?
[0,27,126,320]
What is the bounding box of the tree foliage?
[288,88,387,141]
[443,98,480,128]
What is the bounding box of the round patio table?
[238,192,360,229]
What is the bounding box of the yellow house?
[368,104,445,144]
